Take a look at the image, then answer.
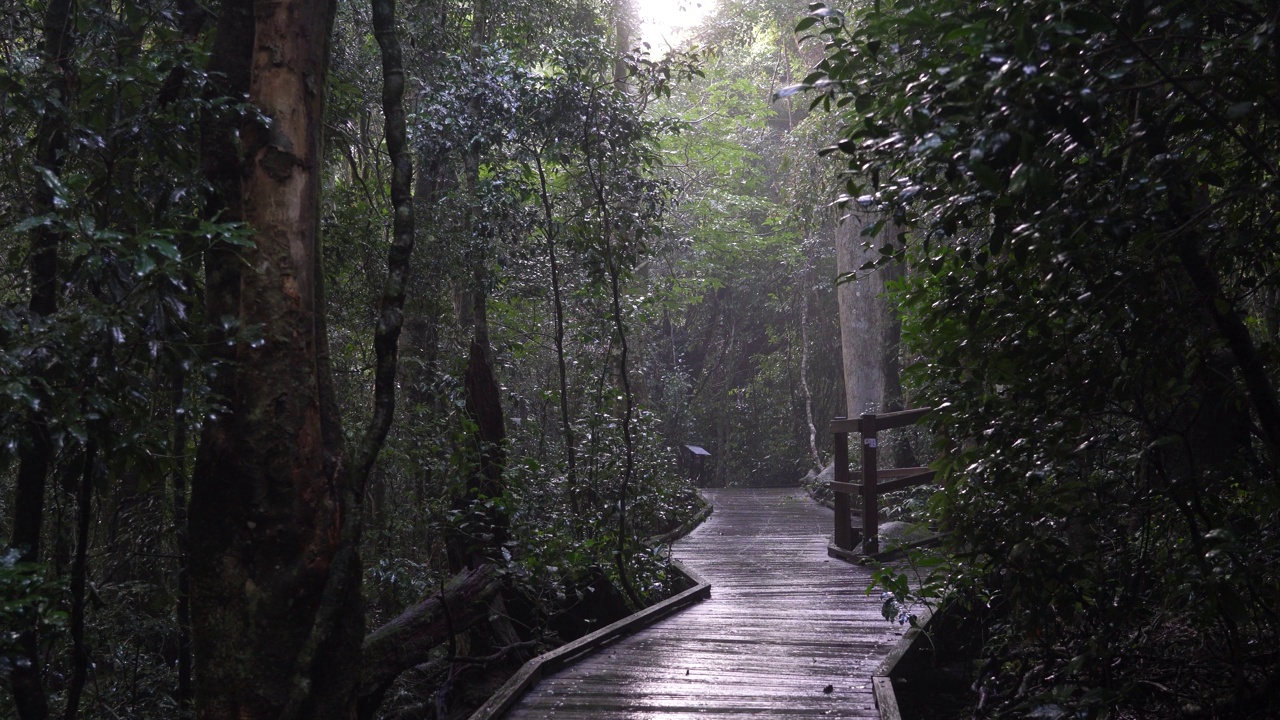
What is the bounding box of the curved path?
[504,487,905,719]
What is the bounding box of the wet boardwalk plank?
[503,487,905,719]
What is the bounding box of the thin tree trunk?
[533,154,582,511]
[159,11,205,705]
[359,0,416,560]
[357,0,416,489]
[583,96,641,606]
[799,287,823,473]
[8,1,76,716]
[62,443,97,720]
[169,362,193,714]
[1174,237,1280,470]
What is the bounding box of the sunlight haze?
[637,0,714,48]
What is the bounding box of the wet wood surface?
[503,487,906,719]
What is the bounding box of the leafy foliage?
[641,21,848,486]
[798,0,1280,715]
[0,552,65,654]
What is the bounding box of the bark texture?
[189,1,356,717]
[834,210,887,417]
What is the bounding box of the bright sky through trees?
[636,0,713,48]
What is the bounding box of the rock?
[815,463,835,485]
[877,520,934,548]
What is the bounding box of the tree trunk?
[61,443,97,720]
[447,0,509,575]
[169,362,194,714]
[357,0,416,498]
[457,331,510,565]
[834,210,886,417]
[799,286,823,473]
[189,1,359,718]
[533,154,582,512]
[7,0,76,716]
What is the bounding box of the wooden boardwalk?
[503,487,905,719]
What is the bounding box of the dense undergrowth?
[795,1,1280,717]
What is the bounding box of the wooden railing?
[830,408,934,555]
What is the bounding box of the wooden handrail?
[829,408,931,435]
[828,408,934,555]
[875,466,931,479]
[875,471,935,495]
[832,429,854,551]
[868,407,932,431]
[829,417,860,434]
[829,481,861,494]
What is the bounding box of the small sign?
[864,438,877,448]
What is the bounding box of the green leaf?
[970,162,1000,191]
[11,215,53,233]
[146,238,182,262]
[1009,163,1031,194]
[1226,101,1254,120]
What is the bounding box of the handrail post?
[832,422,852,550]
[861,413,879,555]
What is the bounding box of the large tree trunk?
[188,1,358,718]
[834,210,886,417]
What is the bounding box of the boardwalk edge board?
[646,490,713,547]
[872,605,935,720]
[466,560,712,720]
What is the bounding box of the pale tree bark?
[798,284,823,473]
[834,210,887,417]
[189,1,359,718]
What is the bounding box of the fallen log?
[358,564,503,719]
